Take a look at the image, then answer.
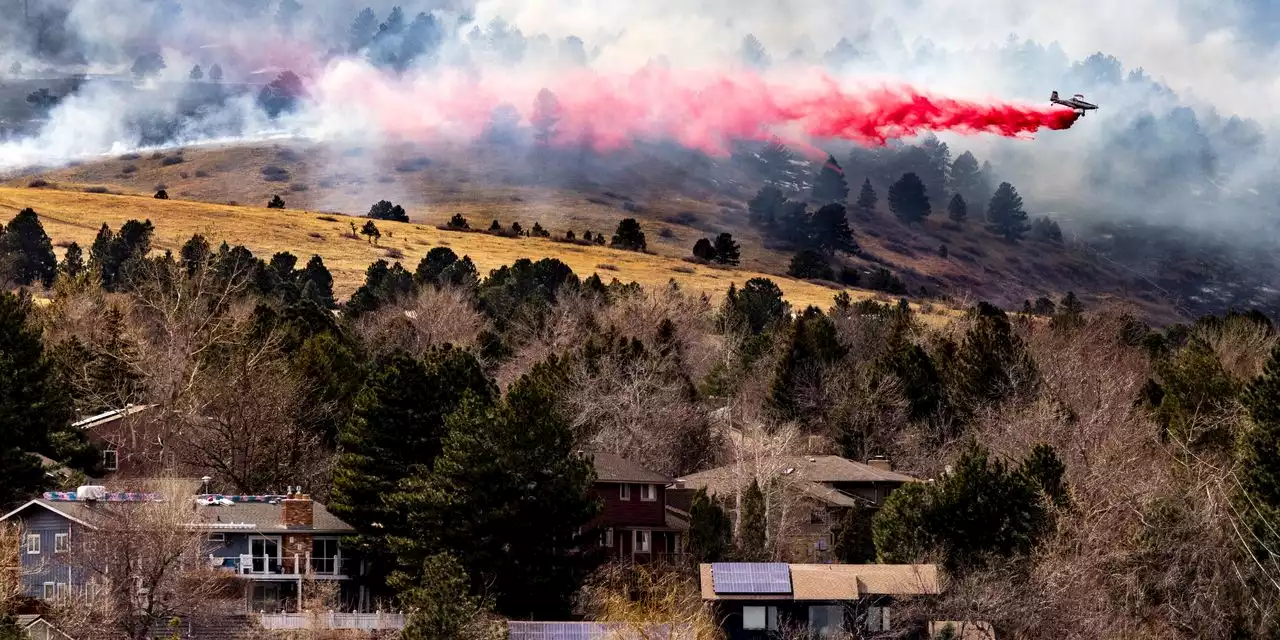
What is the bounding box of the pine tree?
[832,501,877,563]
[329,348,497,597]
[448,214,469,229]
[1,208,57,286]
[787,249,833,281]
[812,154,849,203]
[692,238,716,262]
[888,173,931,224]
[809,203,856,254]
[736,479,769,561]
[947,193,968,223]
[712,233,741,265]
[986,182,1030,241]
[349,7,378,51]
[368,200,409,222]
[510,221,523,236]
[854,178,877,216]
[59,242,84,280]
[754,137,800,188]
[189,65,203,81]
[1031,216,1063,244]
[610,218,646,251]
[415,247,459,285]
[687,488,733,562]
[740,34,770,70]
[267,195,285,209]
[531,88,563,147]
[950,151,983,205]
[747,185,786,228]
[1051,292,1085,331]
[395,360,601,618]
[360,220,381,244]
[209,64,224,82]
[393,552,495,640]
[300,255,336,309]
[1241,343,1280,560]
[954,303,1038,408]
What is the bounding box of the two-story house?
[671,456,919,562]
[0,487,361,614]
[585,452,688,563]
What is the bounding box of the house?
[585,452,688,563]
[699,562,940,639]
[72,404,158,477]
[0,486,362,614]
[672,455,918,562]
[14,615,74,640]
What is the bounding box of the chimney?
[282,491,313,529]
[867,456,892,473]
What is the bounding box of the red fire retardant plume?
[321,63,1080,154]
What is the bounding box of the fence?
[257,612,406,630]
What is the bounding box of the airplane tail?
[1050,90,1059,101]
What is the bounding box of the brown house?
[672,455,918,562]
[585,452,688,563]
[73,404,159,477]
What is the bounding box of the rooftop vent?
[77,486,107,501]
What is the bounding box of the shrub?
[27,179,48,188]
[317,216,339,222]
[596,263,619,271]
[447,214,469,229]
[308,232,325,240]
[866,268,907,294]
[663,212,699,226]
[194,169,211,178]
[586,197,610,206]
[160,156,184,166]
[289,183,309,192]
[120,164,138,175]
[267,195,285,209]
[119,153,141,161]
[84,186,109,194]
[150,151,165,160]
[657,227,675,239]
[622,202,644,213]
[672,265,696,274]
[394,156,432,172]
[385,248,405,259]
[154,189,169,199]
[261,165,290,182]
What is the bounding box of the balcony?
[209,554,353,580]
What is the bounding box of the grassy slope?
[0,186,925,315]
[5,139,1177,322]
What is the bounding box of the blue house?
[1,487,363,614]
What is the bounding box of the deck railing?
[257,612,405,630]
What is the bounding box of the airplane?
[1050,91,1098,116]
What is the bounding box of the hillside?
[6,139,1181,322]
[0,185,917,314]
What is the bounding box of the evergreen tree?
[692,238,716,262]
[787,249,834,281]
[300,256,336,309]
[1020,444,1071,511]
[610,218,646,251]
[89,220,154,290]
[179,234,211,275]
[59,242,84,280]
[809,203,856,254]
[448,213,469,229]
[687,488,733,563]
[1051,292,1085,331]
[361,220,381,244]
[1031,216,1063,244]
[510,221,523,236]
[872,442,1051,573]
[329,348,497,596]
[986,182,1030,241]
[778,201,813,247]
[888,172,931,224]
[769,306,846,420]
[131,52,166,78]
[267,195,285,209]
[415,247,459,285]
[396,360,601,618]
[725,278,790,334]
[812,154,849,203]
[208,64,223,82]
[854,178,877,216]
[712,233,741,265]
[753,137,800,188]
[257,70,305,118]
[832,501,877,563]
[947,193,968,223]
[949,151,984,205]
[489,220,503,233]
[531,88,563,147]
[877,338,944,423]
[1241,343,1280,561]
[953,303,1038,408]
[350,7,378,51]
[393,552,496,640]
[0,292,87,507]
[747,185,786,228]
[189,65,203,81]
[740,34,770,70]
[368,200,409,222]
[736,479,768,561]
[345,259,415,317]
[1,208,57,286]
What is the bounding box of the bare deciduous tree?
[354,285,489,358]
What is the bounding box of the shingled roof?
[698,563,940,601]
[587,451,673,484]
[1,497,354,534]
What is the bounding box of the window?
[207,533,226,544]
[634,530,651,553]
[41,583,54,600]
[809,605,845,635]
[640,484,657,502]
[864,606,891,632]
[742,606,778,631]
[102,449,118,471]
[54,532,69,553]
[811,509,825,524]
[311,538,340,575]
[601,528,614,548]
[26,534,40,554]
[619,484,631,500]
[54,583,68,599]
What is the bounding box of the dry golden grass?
[0,186,935,315]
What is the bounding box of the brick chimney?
[867,456,892,473]
[282,492,313,529]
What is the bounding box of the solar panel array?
[711,562,793,594]
[507,622,671,640]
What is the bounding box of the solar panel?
[711,562,793,594]
[507,622,671,640]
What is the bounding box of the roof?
[71,404,153,430]
[587,451,673,484]
[677,455,917,507]
[1,497,355,534]
[698,563,940,601]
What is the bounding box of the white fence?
[257,612,406,630]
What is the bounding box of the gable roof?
[71,404,153,431]
[1,497,354,534]
[0,499,99,529]
[677,455,917,507]
[698,563,940,601]
[587,451,673,484]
